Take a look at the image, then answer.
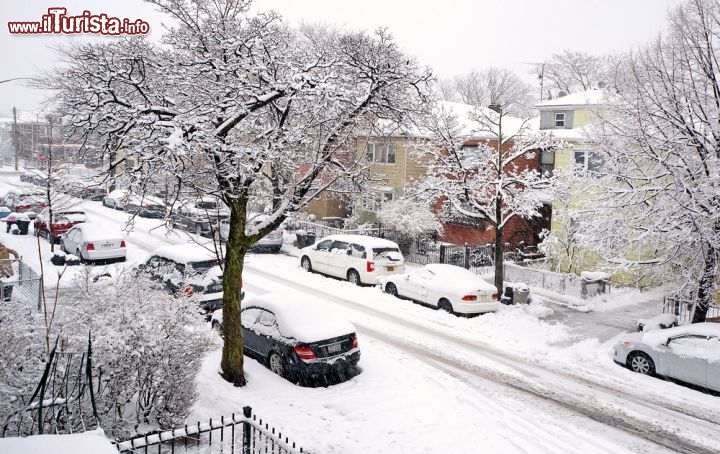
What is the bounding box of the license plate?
[327,343,341,354]
[386,266,394,272]
[102,242,113,249]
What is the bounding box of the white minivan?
[300,234,405,285]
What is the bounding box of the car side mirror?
[137,263,146,270]
[347,249,353,256]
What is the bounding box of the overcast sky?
[1,0,683,116]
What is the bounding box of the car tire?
[347,269,361,286]
[301,256,312,273]
[439,298,454,314]
[268,352,285,377]
[211,320,222,334]
[627,352,656,376]
[385,282,399,297]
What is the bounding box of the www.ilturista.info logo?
[8,8,150,35]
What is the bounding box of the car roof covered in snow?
[73,223,124,241]
[149,243,220,264]
[312,234,400,249]
[242,293,355,343]
[641,322,720,347]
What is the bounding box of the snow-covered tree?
[453,67,533,117]
[376,199,442,254]
[44,0,432,385]
[416,102,560,294]
[535,50,615,96]
[569,0,720,322]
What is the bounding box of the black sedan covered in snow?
[214,293,360,384]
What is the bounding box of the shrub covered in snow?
[376,200,442,254]
[0,267,215,439]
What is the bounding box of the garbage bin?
[512,283,530,304]
[16,220,30,235]
[296,230,317,248]
[502,283,530,304]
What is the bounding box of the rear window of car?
[372,247,400,257]
[196,201,218,210]
[187,259,221,275]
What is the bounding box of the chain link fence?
[1,260,42,310]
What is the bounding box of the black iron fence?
[663,297,720,323]
[115,407,306,454]
[1,335,99,438]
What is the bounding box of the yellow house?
[535,88,609,275]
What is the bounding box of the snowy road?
[2,171,720,453]
[241,262,720,454]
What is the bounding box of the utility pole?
[13,107,19,171]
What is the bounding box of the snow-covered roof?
[75,223,124,242]
[423,264,497,292]
[371,101,538,141]
[310,234,401,249]
[641,322,720,347]
[0,429,118,454]
[242,293,356,342]
[150,243,219,264]
[535,88,605,108]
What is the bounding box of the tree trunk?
[691,243,718,324]
[494,195,504,295]
[220,199,248,386]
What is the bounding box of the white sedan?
[379,264,499,315]
[61,223,127,263]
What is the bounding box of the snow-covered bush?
[0,267,215,439]
[376,200,442,254]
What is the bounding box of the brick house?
[305,101,551,248]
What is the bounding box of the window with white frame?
[366,142,396,164]
[574,150,604,172]
[554,112,566,127]
[540,149,555,176]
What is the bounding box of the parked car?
[219,213,283,253]
[214,293,360,384]
[60,223,127,263]
[102,189,133,210]
[80,186,107,201]
[34,208,87,242]
[2,189,47,219]
[379,264,499,315]
[124,196,166,218]
[613,322,720,392]
[300,234,405,285]
[139,244,226,312]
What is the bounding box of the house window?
[366,142,396,164]
[540,150,555,176]
[554,112,566,127]
[358,188,394,212]
[574,150,604,172]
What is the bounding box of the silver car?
[613,322,720,392]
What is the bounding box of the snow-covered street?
[0,171,718,453]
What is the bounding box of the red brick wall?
[435,139,544,247]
